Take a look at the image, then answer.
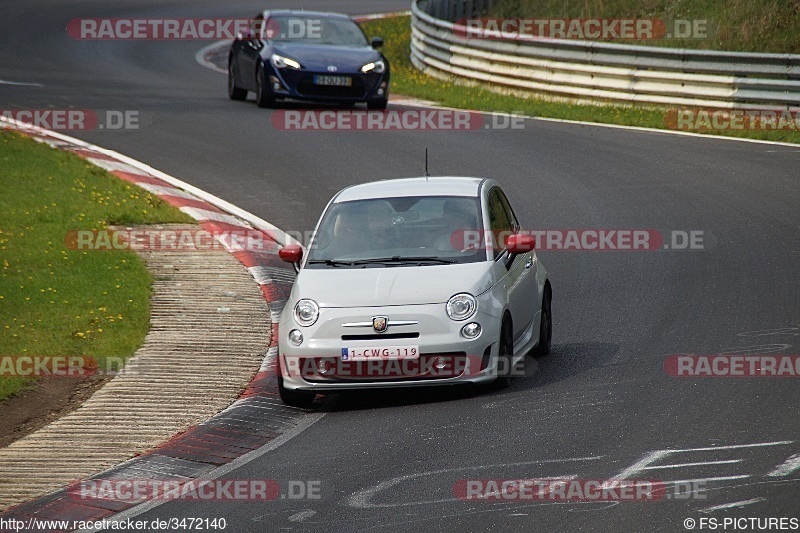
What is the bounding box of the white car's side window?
[487,188,514,260]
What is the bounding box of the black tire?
[255,64,276,108]
[493,316,513,389]
[367,99,388,110]
[277,356,315,408]
[228,58,247,101]
[532,284,552,358]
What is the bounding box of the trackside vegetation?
[360,15,800,144]
[0,132,194,400]
[488,0,800,53]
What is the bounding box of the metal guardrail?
[410,0,800,109]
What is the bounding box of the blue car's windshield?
[306,196,486,268]
[268,15,368,46]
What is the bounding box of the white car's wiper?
[306,259,354,266]
[308,257,456,267]
[351,256,456,265]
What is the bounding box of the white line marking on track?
[678,441,794,453]
[767,453,800,477]
[288,510,317,522]
[605,441,793,487]
[0,79,43,87]
[393,99,800,149]
[605,450,671,486]
[348,456,603,509]
[699,497,766,513]
[642,460,743,470]
[195,40,229,74]
[662,475,751,485]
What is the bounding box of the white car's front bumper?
[278,302,502,391]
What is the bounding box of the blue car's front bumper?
[270,66,388,103]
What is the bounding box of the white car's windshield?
[306,196,485,267]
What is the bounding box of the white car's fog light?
[446,293,477,321]
[318,359,334,375]
[293,299,319,326]
[461,322,482,339]
[288,329,303,345]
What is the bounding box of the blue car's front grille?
[341,332,420,341]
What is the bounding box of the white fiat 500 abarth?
[276,177,551,407]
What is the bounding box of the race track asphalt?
[1,1,798,530]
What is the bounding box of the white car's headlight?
[446,293,477,321]
[293,299,319,326]
[272,54,302,69]
[360,59,386,74]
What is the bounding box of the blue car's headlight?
[360,59,386,74]
[271,54,302,70]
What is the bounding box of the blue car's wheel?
[228,58,247,101]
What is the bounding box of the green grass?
[488,0,800,53]
[361,16,800,144]
[0,132,195,400]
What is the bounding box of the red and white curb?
[1,115,299,313]
[0,118,311,530]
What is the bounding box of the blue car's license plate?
[313,75,352,87]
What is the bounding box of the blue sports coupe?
[228,10,389,109]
